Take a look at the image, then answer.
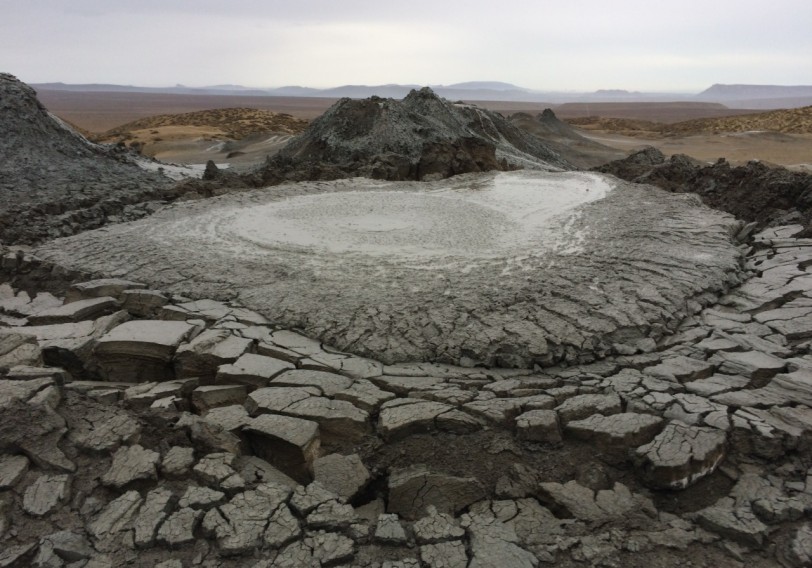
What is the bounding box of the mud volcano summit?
[5,73,812,567]
[258,86,572,183]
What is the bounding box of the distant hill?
[665,105,812,135]
[443,81,526,91]
[31,80,812,109]
[567,105,812,136]
[31,82,274,97]
[31,81,696,104]
[699,84,812,100]
[96,107,308,141]
[696,84,812,109]
[552,101,745,123]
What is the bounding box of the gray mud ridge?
[0,73,172,245]
[36,170,744,368]
[258,87,572,184]
[596,146,812,234]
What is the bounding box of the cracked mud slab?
[35,171,742,367]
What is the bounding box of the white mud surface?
[227,172,609,259]
[133,158,227,180]
[36,171,743,367]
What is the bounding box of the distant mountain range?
[31,81,812,109]
[695,84,812,109]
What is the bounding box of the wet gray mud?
[35,171,743,368]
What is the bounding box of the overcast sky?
[2,0,811,92]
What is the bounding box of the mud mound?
[597,147,812,232]
[258,87,572,184]
[0,73,173,245]
[510,109,626,168]
[35,171,743,368]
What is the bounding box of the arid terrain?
[570,106,812,171]
[37,89,812,172]
[92,109,309,167]
[4,74,812,567]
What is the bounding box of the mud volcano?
[36,171,744,367]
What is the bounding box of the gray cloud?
[1,0,810,91]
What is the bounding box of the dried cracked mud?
[8,72,812,568]
[35,170,743,368]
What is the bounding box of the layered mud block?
[94,320,197,382]
[35,171,742,368]
[634,422,727,489]
[243,414,320,482]
[65,279,146,303]
[27,296,120,325]
[174,329,253,381]
[215,353,294,388]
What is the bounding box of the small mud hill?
[258,87,572,183]
[597,147,812,232]
[96,107,309,142]
[0,73,173,245]
[569,106,812,137]
[566,116,664,137]
[665,105,812,135]
[510,109,626,168]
